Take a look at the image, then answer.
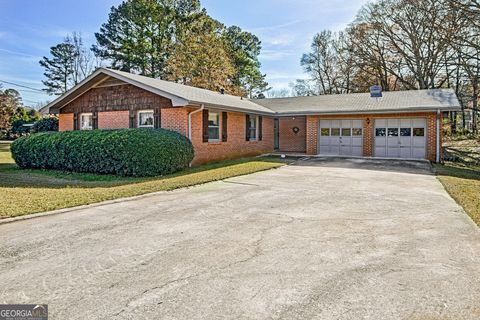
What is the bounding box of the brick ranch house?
[43,68,460,165]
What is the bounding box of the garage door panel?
[400,147,412,158]
[388,119,399,127]
[412,147,426,159]
[352,146,363,156]
[399,136,411,145]
[352,120,363,128]
[412,137,425,147]
[376,119,387,127]
[352,136,363,147]
[331,120,341,127]
[320,120,331,127]
[400,119,411,127]
[374,118,426,160]
[318,119,363,156]
[329,144,340,155]
[412,119,426,127]
[387,147,400,158]
[375,147,387,157]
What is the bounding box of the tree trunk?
[473,79,478,134]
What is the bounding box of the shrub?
[11,129,195,176]
[32,117,59,133]
[8,119,31,139]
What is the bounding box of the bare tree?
[69,32,98,85]
[363,0,457,90]
[347,4,394,91]
[301,30,351,95]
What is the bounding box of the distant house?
[43,68,460,165]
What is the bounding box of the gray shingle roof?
[45,68,460,115]
[103,69,274,114]
[253,89,460,115]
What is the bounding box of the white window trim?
[80,113,93,130]
[138,110,154,128]
[248,115,258,141]
[208,111,221,142]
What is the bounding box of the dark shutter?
[154,107,161,129]
[245,114,250,141]
[221,112,228,142]
[92,109,98,130]
[129,110,136,128]
[258,116,263,141]
[73,113,78,130]
[202,109,209,142]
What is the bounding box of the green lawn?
[0,142,286,218]
[434,138,480,226]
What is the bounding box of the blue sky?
[0,0,369,106]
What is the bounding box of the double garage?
[318,118,427,160]
[255,89,458,163]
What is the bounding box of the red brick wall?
[190,110,274,165]
[98,111,130,129]
[306,116,318,155]
[306,112,440,162]
[161,108,189,136]
[278,116,306,152]
[59,113,74,131]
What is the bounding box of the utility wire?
[0,79,44,92]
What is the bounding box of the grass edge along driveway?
[434,162,480,226]
[0,142,286,218]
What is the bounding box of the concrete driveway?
[1,158,479,319]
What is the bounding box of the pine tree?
[222,26,269,98]
[92,0,201,79]
[39,42,77,95]
[39,33,94,95]
[167,14,237,93]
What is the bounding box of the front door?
[274,118,279,150]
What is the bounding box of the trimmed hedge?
[11,129,194,177]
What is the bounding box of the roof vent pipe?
[220,88,225,95]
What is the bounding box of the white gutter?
[188,104,204,140]
[436,109,441,163]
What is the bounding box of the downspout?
[436,109,441,163]
[187,104,205,168]
[188,104,204,140]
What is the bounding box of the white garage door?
[374,118,426,159]
[319,119,363,156]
